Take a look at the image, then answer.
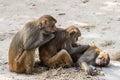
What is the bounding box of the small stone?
[81,0,89,3]
[55,9,58,11]
[32,4,36,6]
[117,17,120,21]
[58,13,66,15]
[4,62,8,64]
[99,71,104,76]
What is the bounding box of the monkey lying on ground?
[77,44,110,75]
[38,26,89,68]
[9,15,57,74]
[66,26,110,75]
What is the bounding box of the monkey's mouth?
[96,59,106,66]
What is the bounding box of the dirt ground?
[0,0,120,80]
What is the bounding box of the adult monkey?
[38,26,89,68]
[9,15,57,74]
[66,25,84,63]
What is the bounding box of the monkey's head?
[95,51,110,67]
[39,15,57,34]
[66,25,81,43]
[90,44,110,66]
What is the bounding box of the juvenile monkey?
[77,44,110,75]
[9,15,57,74]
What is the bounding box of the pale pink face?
[95,52,110,66]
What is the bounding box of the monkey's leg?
[23,50,35,74]
[15,49,24,63]
[46,49,73,68]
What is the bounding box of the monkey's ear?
[69,30,76,35]
[41,18,49,25]
[39,18,49,29]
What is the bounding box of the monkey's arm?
[78,56,97,76]
[70,45,90,55]
[23,28,54,50]
[80,61,96,76]
[72,43,79,47]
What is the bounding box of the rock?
[81,0,89,3]
[80,24,96,32]
[99,71,105,76]
[100,40,115,47]
[32,4,36,6]
[117,17,120,21]
[58,13,66,16]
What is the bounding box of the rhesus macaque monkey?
[77,44,110,75]
[9,15,57,74]
[65,25,89,63]
[38,26,89,68]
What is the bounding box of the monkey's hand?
[87,65,97,76]
[24,33,55,50]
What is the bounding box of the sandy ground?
[0,0,120,80]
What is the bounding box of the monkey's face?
[95,52,110,66]
[44,22,56,33]
[40,15,57,33]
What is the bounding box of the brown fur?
[66,25,89,63]
[8,15,57,74]
[77,44,110,75]
[38,26,89,68]
[39,28,73,68]
[66,25,81,43]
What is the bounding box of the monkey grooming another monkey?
[66,26,110,75]
[65,25,89,63]
[38,25,89,68]
[39,28,73,68]
[77,44,110,75]
[66,26,110,76]
[9,15,57,74]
